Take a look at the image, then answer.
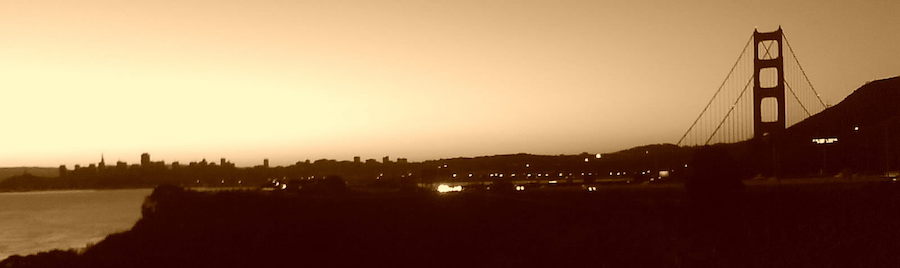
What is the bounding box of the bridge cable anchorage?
[705,75,754,145]
[703,38,777,145]
[785,81,812,117]
[676,33,754,146]
[783,31,827,109]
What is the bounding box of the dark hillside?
[771,76,900,175]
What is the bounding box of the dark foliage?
[5,182,900,267]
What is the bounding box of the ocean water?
[0,189,152,260]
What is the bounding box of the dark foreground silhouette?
[4,179,900,267]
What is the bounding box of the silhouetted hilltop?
[0,167,57,181]
[773,76,900,175]
[786,76,900,139]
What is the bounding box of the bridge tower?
[753,27,785,138]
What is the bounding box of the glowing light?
[525,164,530,168]
[468,173,473,177]
[452,173,457,178]
[584,158,589,162]
[280,184,287,190]
[586,186,597,192]
[812,137,838,144]
[515,185,525,191]
[659,171,670,177]
[684,164,688,168]
[499,174,504,178]
[437,184,462,193]
[596,153,602,159]
[853,126,860,131]
[220,180,225,184]
[549,180,558,184]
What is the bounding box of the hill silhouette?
[785,76,900,139]
[767,76,900,175]
[0,167,57,182]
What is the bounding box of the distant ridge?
[785,76,900,138]
[0,167,58,181]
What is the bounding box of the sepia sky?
[1,0,898,167]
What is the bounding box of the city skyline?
[1,0,898,167]
[58,152,415,169]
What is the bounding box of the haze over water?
[0,189,151,259]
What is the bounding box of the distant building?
[98,155,106,170]
[116,161,127,170]
[58,165,67,177]
[397,158,408,164]
[141,153,151,167]
[171,161,180,169]
[383,156,391,164]
[263,159,270,168]
[366,159,378,164]
[354,156,361,163]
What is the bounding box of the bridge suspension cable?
[703,38,777,145]
[676,33,753,146]
[705,76,753,145]
[783,32,827,108]
[677,28,826,147]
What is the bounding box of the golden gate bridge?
[677,27,828,146]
